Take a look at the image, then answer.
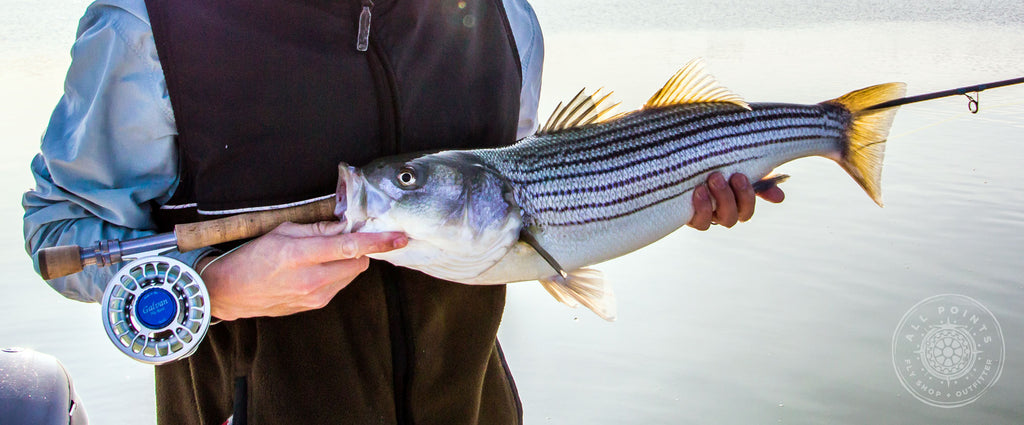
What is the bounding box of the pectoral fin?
[519,229,568,278]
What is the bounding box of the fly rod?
[37,197,338,280]
[866,76,1024,113]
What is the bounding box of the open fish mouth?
[335,163,368,233]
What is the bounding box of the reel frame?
[101,256,211,365]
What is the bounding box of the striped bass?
[334,59,905,320]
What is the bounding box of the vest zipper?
[381,266,412,425]
[356,0,374,51]
[359,6,411,421]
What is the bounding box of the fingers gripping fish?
[334,58,906,321]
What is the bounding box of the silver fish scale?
[474,102,850,228]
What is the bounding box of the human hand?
[688,172,785,230]
[198,221,407,321]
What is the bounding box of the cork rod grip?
[175,197,338,252]
[37,245,84,281]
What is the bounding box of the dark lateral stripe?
[528,135,806,218]
[531,155,757,215]
[511,120,841,188]
[518,107,727,159]
[540,156,759,227]
[532,134,819,225]
[513,120,837,187]
[509,110,843,182]
[515,107,783,166]
[519,104,762,160]
[516,105,834,167]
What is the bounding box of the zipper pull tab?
[357,0,374,52]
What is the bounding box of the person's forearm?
[22,3,183,301]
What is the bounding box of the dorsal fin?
[537,88,622,135]
[644,58,750,110]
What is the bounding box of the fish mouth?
[335,163,368,233]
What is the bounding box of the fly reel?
[37,197,338,364]
[101,256,211,364]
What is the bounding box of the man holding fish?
[23,0,783,423]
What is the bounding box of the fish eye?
[396,166,418,188]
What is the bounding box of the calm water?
[2,1,1022,424]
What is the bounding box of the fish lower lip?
[334,165,350,219]
[335,163,369,233]
[346,219,367,232]
[334,190,360,232]
[334,191,347,219]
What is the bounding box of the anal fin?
[539,268,617,321]
[752,174,790,193]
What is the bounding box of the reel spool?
[101,256,211,364]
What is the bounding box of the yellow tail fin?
[825,83,907,206]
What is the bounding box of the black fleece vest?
[145,1,524,424]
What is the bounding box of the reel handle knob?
[37,245,83,280]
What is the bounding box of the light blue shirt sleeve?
[503,0,545,139]
[22,0,215,303]
[23,0,545,304]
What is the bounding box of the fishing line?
[866,76,1024,113]
[888,100,1024,141]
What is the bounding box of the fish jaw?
[335,162,398,233]
[335,163,367,232]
